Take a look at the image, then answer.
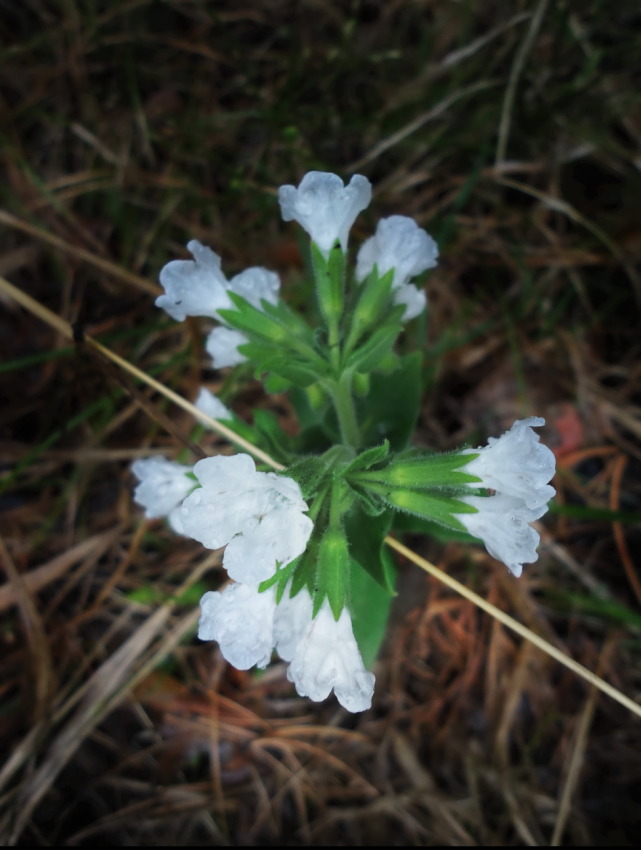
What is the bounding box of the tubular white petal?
[205,326,249,368]
[179,454,314,586]
[195,388,233,421]
[273,585,314,662]
[131,456,194,519]
[393,283,427,321]
[278,171,372,257]
[356,215,438,289]
[228,267,281,310]
[462,418,556,510]
[198,583,277,670]
[156,240,231,321]
[455,493,547,576]
[287,600,375,712]
[224,508,314,584]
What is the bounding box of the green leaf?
[252,409,292,463]
[357,351,423,451]
[349,555,395,669]
[344,505,395,595]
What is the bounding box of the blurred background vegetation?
[1,0,641,844]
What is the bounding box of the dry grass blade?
[384,537,641,721]
[0,529,120,612]
[0,536,53,723]
[0,209,160,296]
[551,674,599,846]
[2,552,209,844]
[495,0,550,164]
[0,275,281,469]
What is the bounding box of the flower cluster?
[156,239,280,368]
[132,170,556,714]
[278,171,372,257]
[178,453,313,585]
[356,215,438,320]
[198,581,375,712]
[455,418,556,576]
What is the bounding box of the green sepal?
[259,297,316,345]
[343,440,390,475]
[258,557,298,597]
[344,481,389,517]
[344,267,395,351]
[246,351,324,387]
[289,533,320,598]
[346,323,403,374]
[353,372,370,397]
[218,299,292,346]
[314,526,350,620]
[392,511,479,544]
[263,372,291,393]
[285,455,331,501]
[367,482,475,532]
[355,450,482,490]
[311,241,346,333]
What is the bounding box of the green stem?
[328,370,361,449]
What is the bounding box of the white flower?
[278,171,372,257]
[205,326,249,368]
[393,283,427,322]
[132,456,194,519]
[455,493,548,577]
[202,266,281,368]
[273,585,314,662]
[287,598,375,713]
[179,454,313,584]
[356,216,439,320]
[156,240,231,321]
[157,242,282,369]
[198,582,277,669]
[198,579,374,713]
[195,388,233,421]
[228,267,280,311]
[462,417,556,510]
